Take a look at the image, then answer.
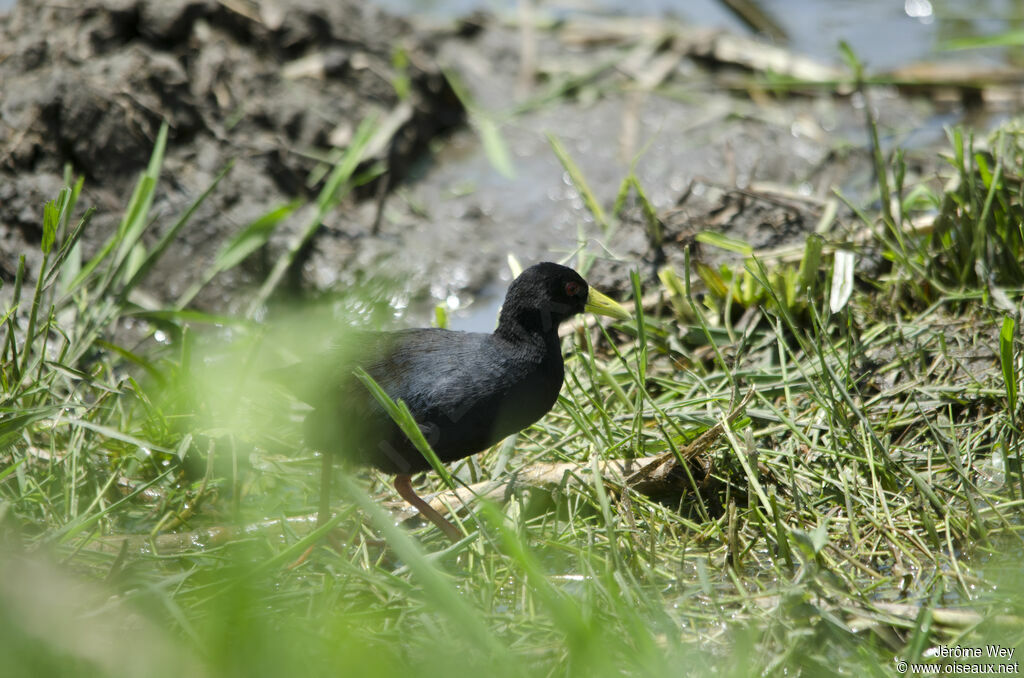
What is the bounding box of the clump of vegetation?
[2,105,1024,678]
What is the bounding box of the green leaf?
[119,162,231,304]
[215,200,299,273]
[696,262,728,300]
[250,115,378,315]
[390,46,411,100]
[657,266,690,318]
[837,40,863,79]
[114,121,168,268]
[128,309,251,327]
[547,132,609,234]
[433,304,449,329]
[695,232,753,256]
[630,270,647,384]
[41,196,61,254]
[335,473,505,657]
[611,174,632,218]
[797,233,824,293]
[942,30,1024,51]
[51,470,173,545]
[0,457,26,484]
[443,67,515,179]
[44,207,95,293]
[478,117,515,179]
[175,196,293,309]
[791,521,829,557]
[0,409,56,451]
[1000,316,1017,415]
[478,500,590,636]
[976,152,993,189]
[353,366,455,491]
[63,418,172,455]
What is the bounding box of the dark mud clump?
[585,181,829,298]
[0,0,463,310]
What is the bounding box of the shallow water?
[372,0,1021,69]
[2,0,1014,66]
[364,0,1021,331]
[3,0,1015,331]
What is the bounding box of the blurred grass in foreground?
[2,105,1024,676]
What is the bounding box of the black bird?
[292,262,629,542]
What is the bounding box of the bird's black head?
[496,262,590,338]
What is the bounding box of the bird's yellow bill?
[585,287,630,320]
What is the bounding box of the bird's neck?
[497,304,565,335]
[495,314,563,355]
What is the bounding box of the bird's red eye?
[565,281,581,297]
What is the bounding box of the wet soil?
[0,1,956,326]
[375,15,949,323]
[0,0,463,311]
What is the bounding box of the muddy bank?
[0,0,463,311]
[372,14,951,320]
[0,1,967,327]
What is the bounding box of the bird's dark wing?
[282,328,558,473]
[365,329,535,420]
[361,328,561,467]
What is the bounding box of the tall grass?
[2,108,1024,677]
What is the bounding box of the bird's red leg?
[394,474,461,542]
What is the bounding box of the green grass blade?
[249,116,377,315]
[352,366,455,491]
[942,30,1024,50]
[547,132,609,234]
[335,473,507,660]
[0,409,57,451]
[44,207,96,293]
[443,68,514,178]
[695,231,753,256]
[477,117,515,179]
[118,162,232,303]
[176,199,300,309]
[1001,316,1017,417]
[217,200,301,274]
[114,122,168,265]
